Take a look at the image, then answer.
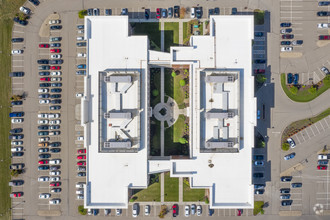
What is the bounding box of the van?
[191,7,195,18]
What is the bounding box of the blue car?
[280,22,291,27]
[257,110,261,119]
[293,74,299,85]
[9,112,24,117]
[255,32,263,37]
[38,165,49,170]
[284,152,295,160]
[208,208,214,216]
[77,64,86,69]
[287,73,293,84]
[319,1,330,6]
[281,41,291,45]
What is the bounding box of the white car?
[38,88,49,93]
[49,20,61,24]
[191,204,196,215]
[321,66,330,75]
[196,205,202,216]
[38,137,50,142]
[50,176,61,181]
[116,209,121,216]
[19,6,31,15]
[49,159,61,165]
[38,119,49,124]
[76,183,84,188]
[11,147,23,152]
[77,36,85,41]
[11,50,23,54]
[11,141,23,146]
[254,160,264,166]
[48,113,60,119]
[51,77,62,82]
[51,71,62,76]
[38,113,49,119]
[318,154,328,160]
[77,195,84,200]
[287,138,296,148]
[50,120,61,125]
[318,23,330,28]
[88,209,92,215]
[145,205,150,216]
[50,171,61,176]
[78,29,84,34]
[77,136,84,141]
[39,193,51,199]
[77,53,86,58]
[49,199,61,205]
[38,176,50,182]
[11,118,23,124]
[191,7,195,18]
[50,54,62,59]
[76,190,84,194]
[39,99,50,104]
[185,205,190,217]
[76,93,83,98]
[281,47,293,52]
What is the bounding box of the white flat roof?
[83,16,149,208]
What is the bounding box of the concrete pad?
[319,210,330,215]
[280,52,303,58]
[279,211,302,216]
[75,104,81,121]
[317,41,330,47]
[39,13,60,37]
[37,210,62,216]
[280,163,304,176]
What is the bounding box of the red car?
[40,77,51,81]
[237,209,243,216]
[39,160,49,164]
[50,66,61,70]
[39,44,50,48]
[50,182,61,187]
[318,165,327,170]
[77,149,86,154]
[156,8,161,19]
[77,155,86,160]
[77,161,86,166]
[50,49,61,53]
[254,69,265,74]
[11,192,23,198]
[319,35,330,40]
[172,204,178,217]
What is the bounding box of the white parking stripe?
[324,118,330,127]
[293,134,301,144]
[309,126,316,136]
[314,123,321,134]
[319,120,326,130]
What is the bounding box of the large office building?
[82,15,256,209]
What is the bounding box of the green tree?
[152,89,159,97]
[308,86,317,94]
[289,86,298,95]
[171,71,176,77]
[205,196,209,204]
[282,142,290,151]
[256,74,266,83]
[78,10,87,19]
[180,79,186,87]
[179,137,188,144]
[78,205,87,215]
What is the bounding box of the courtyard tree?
[78,10,87,19]
[179,137,188,144]
[171,70,176,77]
[152,89,159,97]
[179,79,186,87]
[282,142,290,151]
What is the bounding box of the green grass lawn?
[173,115,185,142]
[183,182,205,202]
[253,201,264,215]
[164,115,188,156]
[254,10,265,25]
[164,22,179,52]
[131,22,161,51]
[281,73,330,102]
[183,22,188,42]
[164,68,185,107]
[131,181,161,202]
[164,172,179,202]
[0,1,26,219]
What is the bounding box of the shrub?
[183,178,190,187]
[158,205,168,218]
[205,196,209,204]
[256,74,266,83]
[180,79,186,86]
[289,86,298,95]
[171,71,176,77]
[129,196,137,202]
[308,86,317,94]
[78,205,87,215]
[180,8,186,19]
[179,137,188,144]
[282,142,290,151]
[78,10,87,19]
[324,75,330,86]
[152,89,159,97]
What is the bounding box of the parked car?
[121,8,128,15]
[168,7,173,18]
[284,153,295,160]
[50,25,62,30]
[172,204,178,217]
[156,8,161,19]
[50,37,62,42]
[76,42,86,47]
[50,49,61,53]
[196,7,202,19]
[281,28,292,34]
[287,138,296,148]
[214,7,220,15]
[196,205,202,216]
[77,64,86,69]
[49,20,61,24]
[282,34,294,39]
[39,44,50,48]
[318,154,328,160]
[9,180,24,186]
[38,165,49,170]
[208,208,214,216]
[254,59,266,64]
[10,192,23,198]
[10,128,23,134]
[292,40,303,45]
[281,47,293,52]
[255,189,264,194]
[39,72,50,76]
[9,72,24,77]
[232,7,237,15]
[321,66,330,74]
[281,22,291,27]
[38,65,50,70]
[144,205,150,216]
[191,204,196,215]
[255,32,263,37]
[174,6,180,18]
[281,41,291,45]
[318,160,329,165]
[293,74,299,85]
[253,155,264,160]
[317,11,330,16]
[77,25,84,29]
[49,199,61,205]
[162,8,167,18]
[319,35,330,40]
[13,17,28,26]
[105,9,112,16]
[185,205,190,217]
[39,193,51,199]
[281,176,292,182]
[28,0,40,6]
[51,188,61,193]
[76,70,86,75]
[254,160,264,166]
[317,165,328,170]
[11,118,23,124]
[281,200,292,206]
[9,112,24,117]
[12,152,24,157]
[291,183,302,188]
[287,73,293,84]
[11,38,24,43]
[20,6,31,15]
[280,194,291,200]
[11,50,23,54]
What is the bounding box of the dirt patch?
[280,163,304,176]
[37,210,61,216]
[280,52,303,58]
[279,211,302,216]
[39,13,60,38]
[317,40,330,47]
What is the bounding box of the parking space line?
[314,123,321,133]
[299,132,306,141]
[293,134,300,144]
[321,120,329,129]
[319,120,326,130]
[308,126,315,137]
[324,118,330,127]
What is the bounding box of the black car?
[76,42,86,47]
[38,131,49,136]
[39,83,51,87]
[287,73,293,84]
[76,70,86,75]
[282,34,294,39]
[121,8,128,15]
[39,94,50,99]
[38,165,49,170]
[10,128,23,134]
[28,0,40,6]
[280,188,290,194]
[11,101,23,106]
[255,32,263,37]
[39,72,50,76]
[105,9,112,16]
[9,72,24,77]
[77,25,84,29]
[78,172,86,177]
[208,8,214,18]
[49,60,63,65]
[255,189,264,194]
[196,7,202,19]
[281,200,292,206]
[50,43,61,47]
[37,59,49,64]
[292,40,303,45]
[232,8,238,15]
[281,41,291,45]
[281,176,292,182]
[51,99,62,104]
[50,25,62,30]
[291,183,302,188]
[145,9,150,19]
[13,17,28,26]
[51,188,61,193]
[39,65,50,70]
[50,148,61,153]
[12,152,24,157]
[11,38,24,43]
[9,180,24,186]
[49,142,61,147]
[9,134,24,140]
[39,154,51,159]
[214,7,220,15]
[254,184,265,189]
[317,11,330,16]
[280,22,291,27]
[51,83,62,87]
[254,59,266,64]
[253,173,264,178]
[93,8,100,16]
[38,125,49,130]
[49,125,60,130]
[174,5,180,18]
[50,94,61,99]
[319,1,330,6]
[50,88,62,93]
[87,8,93,16]
[50,105,61,110]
